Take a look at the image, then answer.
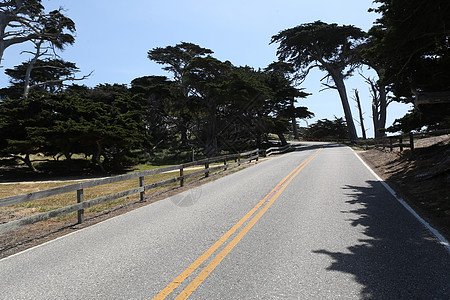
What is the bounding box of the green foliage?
[130,76,175,148]
[147,42,311,155]
[5,59,78,86]
[0,59,80,99]
[388,105,450,133]
[369,0,450,97]
[1,40,313,174]
[0,84,149,172]
[271,21,365,142]
[366,0,450,132]
[52,84,148,170]
[148,42,213,83]
[271,21,366,81]
[303,117,350,140]
[0,96,53,154]
[0,1,76,61]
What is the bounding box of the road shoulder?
[356,147,450,246]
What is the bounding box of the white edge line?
[350,147,450,253]
[1,227,86,261]
[1,161,265,261]
[0,200,143,262]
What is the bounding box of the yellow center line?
[153,148,322,300]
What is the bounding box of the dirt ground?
[358,134,450,242]
[0,161,258,259]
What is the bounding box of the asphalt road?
[1,143,449,299]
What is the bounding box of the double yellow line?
[154,148,322,299]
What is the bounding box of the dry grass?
[0,168,201,223]
[0,158,261,259]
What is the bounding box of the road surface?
[1,142,449,299]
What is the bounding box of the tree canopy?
[1,40,312,172]
[0,0,75,63]
[303,117,349,140]
[369,0,450,96]
[367,0,450,131]
[271,21,366,141]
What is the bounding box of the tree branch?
[319,83,338,92]
[28,71,93,90]
[0,1,15,8]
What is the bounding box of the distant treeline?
[0,44,313,172]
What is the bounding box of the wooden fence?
[357,129,450,153]
[300,129,450,154]
[368,132,415,153]
[0,149,259,234]
[263,144,292,156]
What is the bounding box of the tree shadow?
[293,142,346,152]
[313,181,450,299]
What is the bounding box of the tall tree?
[369,0,450,97]
[185,56,233,156]
[0,1,75,64]
[49,84,148,171]
[148,42,213,146]
[304,117,349,140]
[265,61,312,139]
[130,76,175,149]
[271,21,366,142]
[357,29,394,138]
[1,58,85,99]
[0,95,53,171]
[368,0,450,130]
[352,89,367,139]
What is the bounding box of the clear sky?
[1,0,412,137]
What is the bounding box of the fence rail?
[356,132,415,153]
[0,149,259,234]
[263,144,292,156]
[356,129,450,153]
[299,129,450,153]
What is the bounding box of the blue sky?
[1,0,412,137]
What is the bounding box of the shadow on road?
[293,142,347,152]
[313,180,450,299]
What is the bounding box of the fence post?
[256,149,259,162]
[224,157,227,170]
[139,176,145,202]
[399,136,403,151]
[389,137,393,151]
[77,189,84,224]
[409,132,415,155]
[180,166,184,187]
[205,161,209,178]
[238,153,241,166]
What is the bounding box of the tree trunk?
[372,102,381,138]
[94,139,105,172]
[0,12,8,64]
[332,72,358,142]
[180,122,188,146]
[23,153,38,172]
[377,85,387,138]
[23,42,45,99]
[277,132,288,146]
[367,76,388,139]
[204,106,218,157]
[63,151,72,160]
[290,98,299,139]
[353,89,367,139]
